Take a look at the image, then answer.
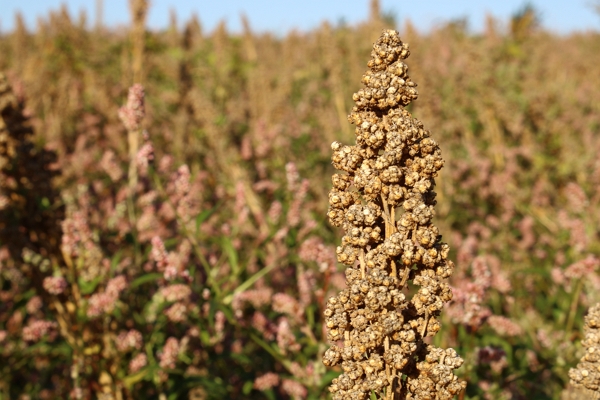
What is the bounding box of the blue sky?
[1,0,598,34]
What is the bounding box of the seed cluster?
[569,302,600,394]
[323,30,465,399]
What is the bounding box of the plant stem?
[566,278,583,335]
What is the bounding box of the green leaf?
[110,250,123,273]
[200,330,211,345]
[78,276,103,295]
[321,370,341,387]
[306,303,316,329]
[122,368,148,387]
[179,352,192,364]
[130,273,163,289]
[132,312,146,325]
[242,381,254,395]
[221,238,239,277]
[195,206,218,234]
[222,262,279,305]
[40,197,51,209]
[263,389,276,400]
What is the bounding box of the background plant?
[0,1,599,399]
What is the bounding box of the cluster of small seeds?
[323,30,466,399]
[569,302,600,393]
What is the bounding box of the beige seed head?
[323,29,465,399]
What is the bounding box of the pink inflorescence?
[151,236,189,280]
[160,284,191,302]
[136,142,155,175]
[43,276,67,295]
[151,236,168,268]
[276,317,300,355]
[253,372,280,391]
[100,150,123,182]
[281,379,308,400]
[175,165,191,197]
[158,337,180,369]
[487,315,523,337]
[129,353,148,374]
[22,319,57,342]
[87,292,116,317]
[447,256,493,328]
[87,276,127,318]
[60,210,92,258]
[299,237,337,273]
[116,330,143,352]
[106,275,128,296]
[25,296,43,314]
[564,255,600,280]
[165,302,188,322]
[272,292,303,322]
[118,83,145,132]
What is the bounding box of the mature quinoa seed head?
[323,30,466,399]
[569,302,600,395]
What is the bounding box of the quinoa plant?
[568,303,600,398]
[322,30,466,399]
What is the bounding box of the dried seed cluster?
[569,302,600,394]
[323,30,465,399]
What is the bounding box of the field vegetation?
[1,1,600,399]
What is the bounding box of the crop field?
[1,1,600,399]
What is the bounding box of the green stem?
[222,260,279,305]
[249,332,297,374]
[126,193,141,268]
[566,278,583,335]
[126,128,142,268]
